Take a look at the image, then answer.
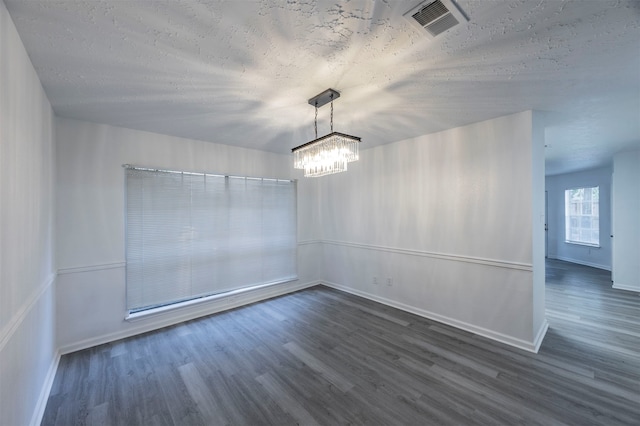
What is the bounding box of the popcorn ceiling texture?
[5,0,640,174]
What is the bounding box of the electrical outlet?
[387,277,393,286]
[373,276,378,285]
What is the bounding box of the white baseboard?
[551,256,611,271]
[532,320,549,353]
[59,280,320,355]
[612,282,640,293]
[321,281,544,353]
[30,351,61,426]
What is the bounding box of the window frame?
[124,165,298,317]
[564,185,600,248]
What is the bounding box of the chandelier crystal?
[292,89,361,177]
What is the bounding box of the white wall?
[56,111,548,354]
[612,149,640,291]
[296,174,323,284]
[531,113,547,345]
[316,111,547,351]
[0,1,57,425]
[55,117,319,353]
[546,167,612,270]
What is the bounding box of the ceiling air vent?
[404,0,468,38]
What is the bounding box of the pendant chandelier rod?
[314,101,318,139]
[313,92,334,136]
[330,93,334,132]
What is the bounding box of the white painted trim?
[126,278,298,321]
[612,283,640,293]
[322,239,533,272]
[55,241,321,275]
[57,262,126,275]
[0,273,56,352]
[55,238,319,276]
[552,255,611,271]
[58,280,321,355]
[29,351,61,426]
[564,240,600,249]
[321,281,542,353]
[297,239,322,246]
[532,320,550,353]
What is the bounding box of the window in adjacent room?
[565,186,599,246]
[125,166,297,314]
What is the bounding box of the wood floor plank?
[177,363,227,425]
[221,370,297,425]
[318,291,412,326]
[85,402,109,426]
[42,259,640,425]
[283,341,355,393]
[255,372,321,426]
[156,366,206,426]
[402,333,501,378]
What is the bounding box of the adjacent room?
[1,1,638,425]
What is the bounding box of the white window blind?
[125,167,297,313]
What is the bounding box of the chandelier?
[292,89,361,177]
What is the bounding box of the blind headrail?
[122,164,295,182]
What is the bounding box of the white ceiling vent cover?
[404,0,468,38]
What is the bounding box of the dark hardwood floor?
[42,260,640,425]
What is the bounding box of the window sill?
[564,241,600,248]
[125,278,298,322]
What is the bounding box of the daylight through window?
[564,186,599,246]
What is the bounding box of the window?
[125,167,297,313]
[565,186,599,246]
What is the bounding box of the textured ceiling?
[5,0,640,175]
